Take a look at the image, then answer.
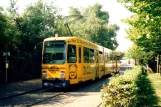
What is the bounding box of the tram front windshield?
[43,41,66,64]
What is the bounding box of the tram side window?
[99,51,103,63]
[89,49,94,63]
[94,50,98,63]
[107,54,110,63]
[67,44,76,63]
[114,55,117,63]
[113,55,116,63]
[110,54,113,63]
[79,47,81,63]
[105,53,108,63]
[84,47,89,63]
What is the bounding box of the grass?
[136,72,161,107]
[148,73,161,106]
[101,67,161,107]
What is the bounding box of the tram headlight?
[42,71,46,80]
[60,71,65,80]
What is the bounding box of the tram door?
[67,44,77,82]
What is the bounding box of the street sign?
[3,52,10,56]
[6,63,8,68]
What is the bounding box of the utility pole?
[157,55,159,73]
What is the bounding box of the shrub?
[101,66,143,107]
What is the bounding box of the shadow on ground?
[136,74,160,107]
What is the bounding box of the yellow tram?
[41,35,120,88]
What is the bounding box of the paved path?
[0,79,42,101]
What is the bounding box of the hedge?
[101,66,143,107]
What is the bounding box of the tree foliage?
[15,0,61,53]
[0,6,20,51]
[0,8,8,47]
[118,0,161,71]
[118,0,161,53]
[67,3,119,50]
[126,45,154,65]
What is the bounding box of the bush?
[101,66,143,107]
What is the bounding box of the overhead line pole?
[64,15,85,36]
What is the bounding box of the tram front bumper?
[42,79,70,88]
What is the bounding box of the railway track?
[29,92,65,106]
[0,88,45,102]
[0,75,110,107]
[31,76,110,107]
[0,87,66,106]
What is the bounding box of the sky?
[0,0,132,51]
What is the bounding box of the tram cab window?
[43,41,66,64]
[67,44,76,63]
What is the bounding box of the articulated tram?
[41,35,120,88]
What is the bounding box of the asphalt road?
[119,65,134,74]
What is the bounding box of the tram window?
[105,53,108,63]
[115,56,117,61]
[99,51,103,63]
[107,54,110,63]
[110,54,113,63]
[113,55,116,63]
[84,47,89,63]
[43,41,66,64]
[89,49,94,63]
[94,50,98,63]
[67,44,76,63]
[79,47,81,63]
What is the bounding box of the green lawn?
[148,73,161,106]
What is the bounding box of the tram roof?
[44,36,79,41]
[44,36,112,52]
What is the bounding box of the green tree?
[0,7,7,47]
[15,0,61,53]
[118,0,161,71]
[0,3,20,51]
[67,3,120,50]
[125,45,154,65]
[118,0,161,53]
